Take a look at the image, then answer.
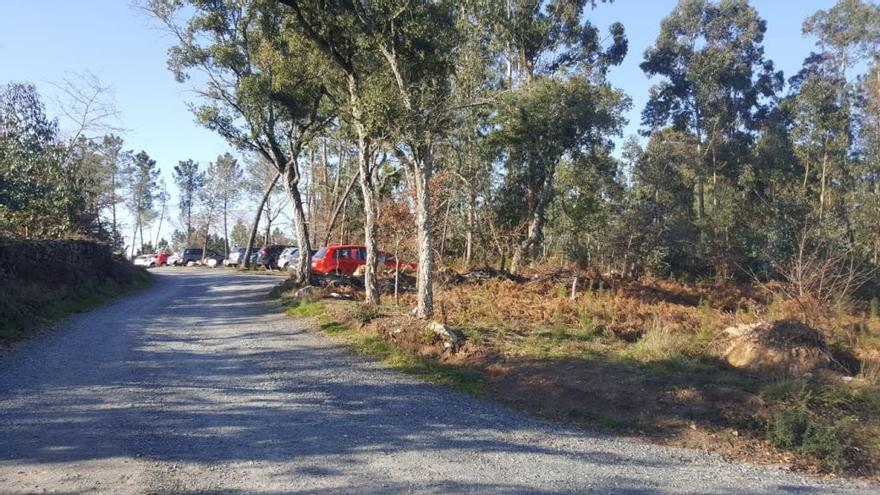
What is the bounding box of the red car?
[152,252,170,266]
[311,245,414,276]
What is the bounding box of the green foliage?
[767,407,855,472]
[350,303,382,324]
[0,240,151,342]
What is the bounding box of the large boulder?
[427,321,464,350]
[723,320,832,377]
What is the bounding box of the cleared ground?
[0,268,874,494]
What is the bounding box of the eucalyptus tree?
[798,0,880,242]
[640,0,782,273]
[278,0,467,316]
[149,0,332,284]
[854,63,880,262]
[277,0,405,306]
[488,0,628,273]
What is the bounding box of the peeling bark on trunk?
[820,147,828,220]
[358,137,380,305]
[282,167,312,285]
[465,190,476,269]
[349,76,379,304]
[412,157,434,319]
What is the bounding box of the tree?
[198,159,224,261]
[640,0,782,275]
[278,0,394,304]
[230,218,250,248]
[124,151,159,257]
[0,83,69,239]
[150,0,332,285]
[486,0,628,274]
[215,152,243,256]
[99,135,128,248]
[494,76,629,273]
[173,159,204,243]
[351,0,460,317]
[154,177,169,249]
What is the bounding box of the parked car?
[223,247,261,267]
[168,251,183,266]
[133,252,170,268]
[179,248,224,266]
[255,244,288,269]
[133,254,155,268]
[152,252,170,267]
[224,247,247,267]
[310,245,413,276]
[278,248,320,270]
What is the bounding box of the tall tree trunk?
[439,198,452,264]
[321,170,360,246]
[155,202,165,250]
[202,216,211,263]
[222,197,229,258]
[243,173,280,269]
[282,167,312,285]
[131,213,139,259]
[412,154,434,319]
[820,147,829,220]
[358,135,380,305]
[465,189,475,269]
[111,170,118,247]
[349,76,380,305]
[186,202,192,245]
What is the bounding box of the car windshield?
[184,249,201,255]
[313,247,327,259]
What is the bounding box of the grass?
[0,269,153,344]
[279,296,484,395]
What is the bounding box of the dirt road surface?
[0,269,874,494]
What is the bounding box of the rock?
[427,321,463,349]
[723,320,832,377]
[205,258,219,268]
[295,286,323,302]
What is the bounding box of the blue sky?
[0,0,838,242]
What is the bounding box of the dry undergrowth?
[284,268,880,479]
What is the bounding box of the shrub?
[766,407,854,471]
[767,407,810,449]
[351,303,382,324]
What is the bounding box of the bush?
[767,407,854,472]
[351,303,382,324]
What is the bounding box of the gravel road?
[0,268,875,494]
